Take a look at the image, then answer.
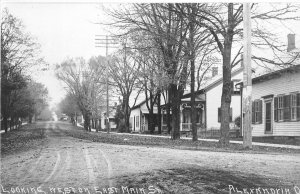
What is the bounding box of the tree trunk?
[95,119,98,132]
[219,4,234,147]
[9,118,12,131]
[123,95,130,133]
[29,116,32,123]
[124,105,130,133]
[84,113,91,132]
[148,109,155,133]
[13,117,16,130]
[75,113,77,126]
[219,48,232,147]
[11,117,14,130]
[170,84,181,140]
[166,90,172,134]
[157,92,162,134]
[99,117,101,130]
[3,117,8,133]
[18,118,22,128]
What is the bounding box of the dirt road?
[1,122,300,194]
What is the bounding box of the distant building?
[130,100,159,133]
[100,106,117,130]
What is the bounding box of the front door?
[265,101,272,133]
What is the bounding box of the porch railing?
[161,124,240,138]
[181,123,204,131]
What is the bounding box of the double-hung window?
[252,100,262,124]
[277,96,284,121]
[274,92,300,122]
[136,116,139,128]
[291,93,297,121]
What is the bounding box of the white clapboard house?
[100,106,117,130]
[250,33,300,137]
[129,100,158,132]
[180,66,243,132]
[251,65,300,137]
[129,65,244,134]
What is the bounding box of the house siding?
[206,72,242,129]
[100,117,117,130]
[252,72,300,136]
[130,108,141,132]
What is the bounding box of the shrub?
[234,116,241,128]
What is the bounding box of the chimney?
[212,67,218,77]
[287,34,295,52]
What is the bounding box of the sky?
[2,1,300,108]
[3,1,115,108]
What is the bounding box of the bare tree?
[56,57,106,131]
[186,3,300,146]
[1,8,45,132]
[108,41,140,133]
[133,39,164,133]
[88,56,107,131]
[58,92,80,125]
[106,3,191,139]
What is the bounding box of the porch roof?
[181,95,205,102]
[140,108,158,114]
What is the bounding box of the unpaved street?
[1,122,300,194]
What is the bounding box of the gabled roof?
[132,67,244,107]
[183,66,244,98]
[131,100,146,110]
[131,99,159,114]
[252,64,300,84]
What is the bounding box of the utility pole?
[95,35,118,133]
[242,3,252,149]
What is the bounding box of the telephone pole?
[242,3,252,148]
[95,35,118,133]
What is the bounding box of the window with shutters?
[255,101,259,123]
[278,96,284,121]
[291,93,297,121]
[254,100,262,123]
[252,100,262,124]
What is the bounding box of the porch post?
[202,105,205,127]
[180,105,183,131]
[161,110,164,129]
[143,114,145,132]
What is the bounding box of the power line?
[95,35,118,134]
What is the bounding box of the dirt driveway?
[1,122,300,194]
